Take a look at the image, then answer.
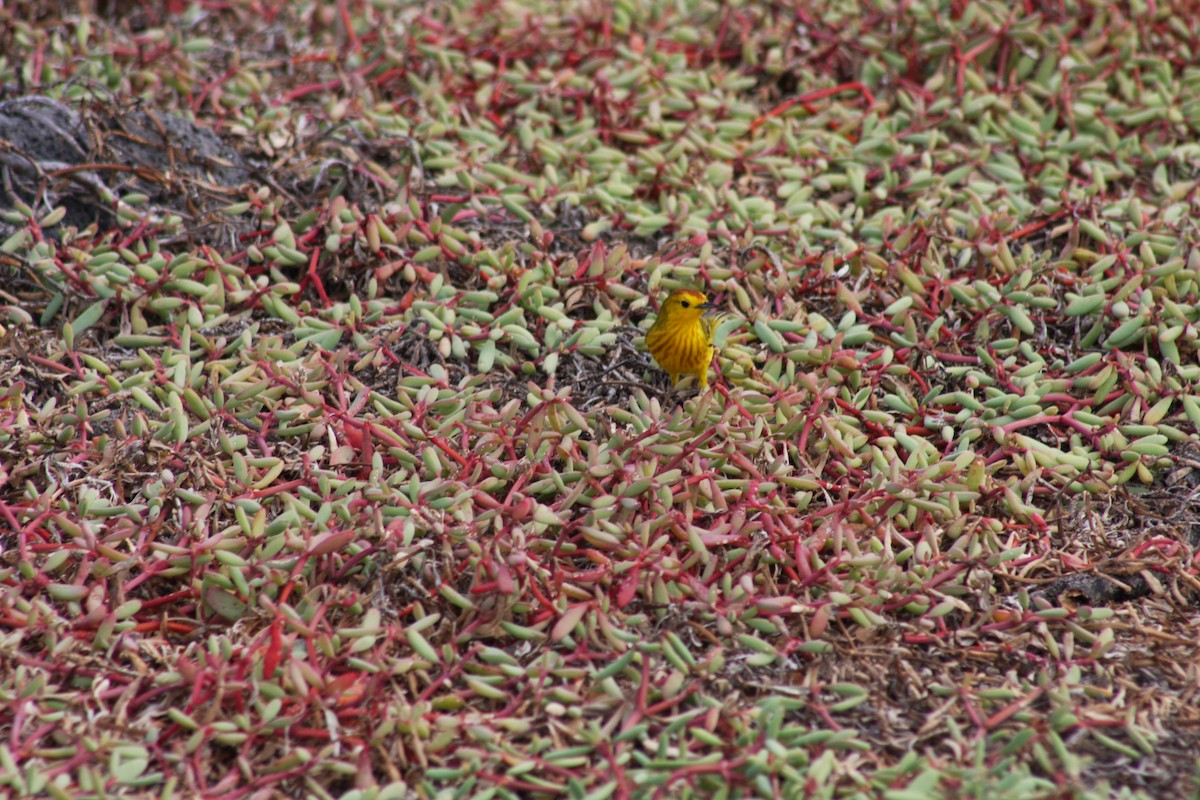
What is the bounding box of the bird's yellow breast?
[646,315,715,385]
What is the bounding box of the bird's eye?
[680,301,690,308]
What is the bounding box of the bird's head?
[659,289,717,322]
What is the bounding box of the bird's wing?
[703,312,736,342]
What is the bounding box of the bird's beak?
[698,301,719,310]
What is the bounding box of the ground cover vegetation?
[0,0,1198,797]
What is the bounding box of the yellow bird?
[645,289,727,390]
